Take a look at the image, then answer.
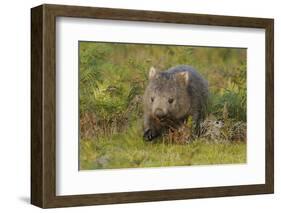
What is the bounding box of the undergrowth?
[79,42,247,170]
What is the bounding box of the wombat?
[143,65,208,141]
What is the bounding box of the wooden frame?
[31,4,274,208]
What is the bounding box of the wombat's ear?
[149,66,157,79]
[176,72,189,84]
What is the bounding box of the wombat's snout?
[155,108,167,119]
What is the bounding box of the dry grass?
[79,42,247,170]
[80,120,246,170]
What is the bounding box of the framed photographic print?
[31,4,274,208]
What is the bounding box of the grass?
[80,120,246,170]
[79,42,247,170]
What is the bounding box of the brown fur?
[143,65,208,141]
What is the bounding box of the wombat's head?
[144,67,190,124]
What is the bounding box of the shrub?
[79,42,247,140]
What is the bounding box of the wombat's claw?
[143,129,155,141]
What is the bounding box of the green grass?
[79,42,247,170]
[80,121,246,170]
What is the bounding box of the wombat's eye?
[151,97,154,102]
[168,98,174,104]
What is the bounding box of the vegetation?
[79,42,247,170]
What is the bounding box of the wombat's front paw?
[143,129,157,141]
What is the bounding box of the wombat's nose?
[155,108,166,119]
